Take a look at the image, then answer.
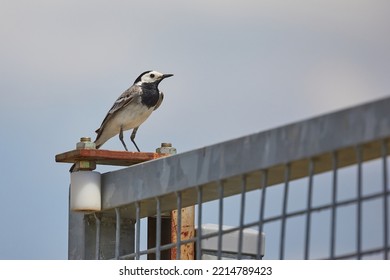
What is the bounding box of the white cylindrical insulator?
[70,171,101,212]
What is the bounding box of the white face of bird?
[139,71,164,84]
[135,71,173,85]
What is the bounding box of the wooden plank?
[55,149,167,166]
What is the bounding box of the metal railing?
[68,96,390,260]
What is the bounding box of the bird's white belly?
[115,104,154,131]
[95,103,155,148]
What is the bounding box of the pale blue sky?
[0,0,389,259]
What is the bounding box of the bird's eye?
[150,74,155,78]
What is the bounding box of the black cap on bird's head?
[134,70,173,85]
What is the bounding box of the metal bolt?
[80,137,91,142]
[161,143,172,148]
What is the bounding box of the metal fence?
[68,97,390,260]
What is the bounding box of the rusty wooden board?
[55,149,167,166]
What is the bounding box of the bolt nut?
[156,143,176,155]
[76,137,96,150]
[73,161,96,171]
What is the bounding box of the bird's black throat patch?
[140,83,160,108]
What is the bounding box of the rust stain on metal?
[170,206,195,260]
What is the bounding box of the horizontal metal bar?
[119,222,264,260]
[330,247,390,260]
[121,238,390,260]
[101,97,390,215]
[262,190,390,224]
[119,243,177,260]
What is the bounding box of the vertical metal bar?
[356,145,363,259]
[257,170,267,260]
[115,207,121,259]
[135,202,141,260]
[304,159,314,260]
[196,186,203,260]
[156,197,161,260]
[176,192,182,260]
[382,139,389,260]
[94,213,101,260]
[237,175,247,260]
[217,180,224,260]
[330,151,338,259]
[280,164,290,260]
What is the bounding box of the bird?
[94,70,173,151]
[69,70,172,172]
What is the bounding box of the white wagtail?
[69,70,172,172]
[94,70,173,151]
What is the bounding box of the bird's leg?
[119,127,128,151]
[131,127,140,152]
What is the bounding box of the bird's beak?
[162,73,174,79]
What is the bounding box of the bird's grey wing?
[154,91,164,111]
[95,86,141,134]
